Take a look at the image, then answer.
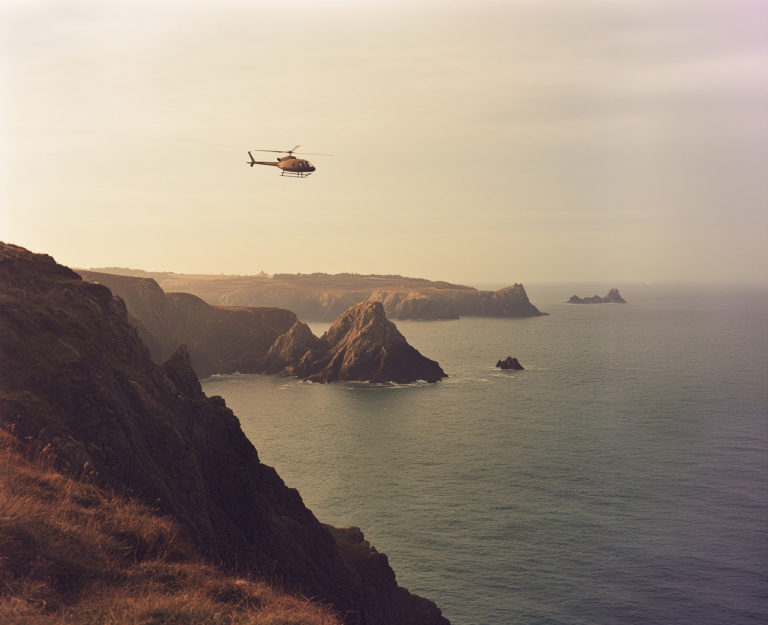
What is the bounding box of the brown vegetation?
[0,429,341,625]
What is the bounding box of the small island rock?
[496,356,524,370]
[294,301,447,383]
[568,288,627,304]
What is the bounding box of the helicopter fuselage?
[249,152,315,177]
[275,155,315,177]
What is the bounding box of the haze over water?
[204,284,768,625]
[3,1,767,286]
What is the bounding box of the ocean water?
[202,284,768,625]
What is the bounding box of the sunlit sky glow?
[2,0,767,285]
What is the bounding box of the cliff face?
[77,270,297,378]
[78,269,446,384]
[0,243,449,625]
[88,269,546,320]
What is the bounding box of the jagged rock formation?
[87,269,547,320]
[0,242,449,625]
[288,302,446,383]
[496,356,524,370]
[77,270,446,383]
[568,288,627,304]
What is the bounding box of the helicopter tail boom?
[247,151,279,168]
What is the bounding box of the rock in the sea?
[496,356,524,370]
[568,288,627,304]
[262,319,327,374]
[294,301,447,383]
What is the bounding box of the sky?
[2,0,767,286]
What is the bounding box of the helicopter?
[247,145,331,178]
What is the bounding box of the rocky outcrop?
[78,270,446,384]
[327,525,448,625]
[162,343,205,398]
[568,288,627,304]
[0,242,449,625]
[88,269,547,320]
[496,356,524,370]
[288,302,446,383]
[262,320,328,375]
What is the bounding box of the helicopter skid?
[281,171,312,178]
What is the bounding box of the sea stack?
[292,301,447,383]
[496,356,524,370]
[568,288,627,304]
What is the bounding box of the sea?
[202,283,768,625]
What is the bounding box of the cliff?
[77,269,445,383]
[568,288,627,304]
[87,269,546,320]
[76,270,297,378]
[0,242,449,625]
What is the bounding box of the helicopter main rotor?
[252,145,333,157]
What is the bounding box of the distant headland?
[76,270,446,383]
[568,288,627,304]
[87,268,547,321]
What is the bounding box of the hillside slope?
[0,429,341,625]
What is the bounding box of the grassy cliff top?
[0,429,341,625]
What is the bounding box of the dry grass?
[0,430,341,625]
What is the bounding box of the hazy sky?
[2,0,767,285]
